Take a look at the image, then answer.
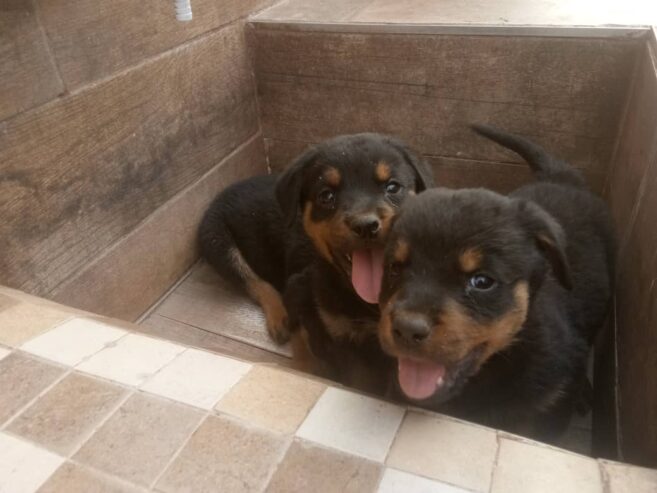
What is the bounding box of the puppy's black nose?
[350,215,381,239]
[393,313,431,345]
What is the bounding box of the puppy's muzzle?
[348,214,381,239]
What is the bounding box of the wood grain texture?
[608,40,657,466]
[36,0,278,89]
[50,134,267,321]
[0,0,64,121]
[0,23,258,296]
[606,45,657,245]
[148,262,293,358]
[265,138,605,194]
[255,30,638,172]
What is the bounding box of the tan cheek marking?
[393,239,410,263]
[425,281,529,366]
[323,167,341,187]
[302,202,354,264]
[459,248,483,273]
[375,162,392,182]
[303,202,333,264]
[378,205,395,238]
[378,293,398,354]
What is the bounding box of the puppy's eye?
[385,180,402,194]
[468,274,496,291]
[317,189,335,206]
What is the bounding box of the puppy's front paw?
[265,308,290,345]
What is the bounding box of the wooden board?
[0,22,258,296]
[50,134,267,321]
[0,0,63,120]
[37,0,279,89]
[604,39,657,466]
[148,262,293,358]
[139,313,293,368]
[255,29,638,174]
[265,138,605,194]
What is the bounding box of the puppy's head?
[276,133,433,304]
[377,188,571,404]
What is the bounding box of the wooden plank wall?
[0,0,278,318]
[605,31,657,467]
[253,28,640,194]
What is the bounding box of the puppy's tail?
[471,124,586,188]
[198,199,251,291]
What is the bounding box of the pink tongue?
[351,248,385,304]
[398,358,446,400]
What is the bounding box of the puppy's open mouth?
[344,248,385,304]
[396,347,483,402]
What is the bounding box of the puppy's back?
[471,124,615,342]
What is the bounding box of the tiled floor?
[0,287,656,492]
[142,261,594,456]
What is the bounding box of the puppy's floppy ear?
[385,137,434,192]
[516,200,572,290]
[276,147,319,227]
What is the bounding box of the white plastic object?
[174,0,192,21]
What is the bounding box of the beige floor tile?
[156,414,288,493]
[296,387,405,462]
[0,352,65,426]
[491,438,602,493]
[21,318,127,366]
[378,468,472,493]
[266,439,381,493]
[141,348,251,409]
[73,393,202,486]
[0,432,64,493]
[387,412,497,492]
[216,366,326,434]
[0,345,10,361]
[0,293,19,311]
[76,333,185,387]
[0,301,71,346]
[601,460,657,493]
[38,462,142,493]
[8,373,128,455]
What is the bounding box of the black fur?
[199,175,310,294]
[379,125,614,440]
[199,133,431,390]
[276,133,433,393]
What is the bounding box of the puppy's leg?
[290,328,328,376]
[226,247,290,344]
[245,276,290,344]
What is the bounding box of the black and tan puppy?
[376,125,614,440]
[277,133,433,391]
[199,133,433,368]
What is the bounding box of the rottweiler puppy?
[199,134,433,378]
[276,133,434,392]
[376,125,614,440]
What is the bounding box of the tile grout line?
[381,407,409,466]
[1,320,132,431]
[487,433,503,493]
[148,411,210,490]
[598,459,613,493]
[0,361,73,433]
[65,458,150,492]
[258,435,295,493]
[62,388,136,461]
